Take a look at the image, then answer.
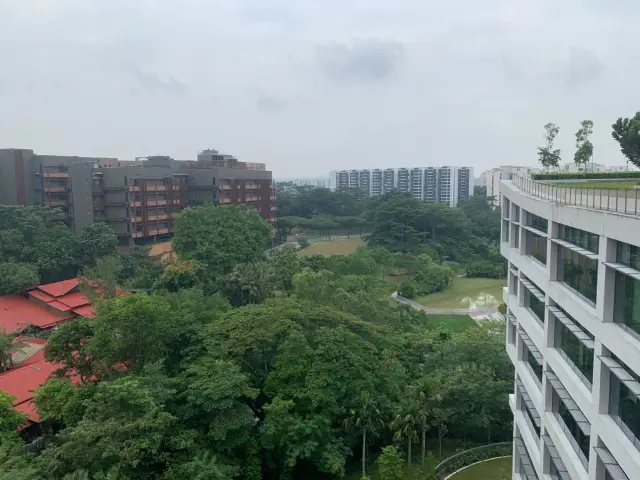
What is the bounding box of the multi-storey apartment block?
[0,148,275,246]
[500,176,640,480]
[328,166,474,207]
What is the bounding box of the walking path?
[390,291,500,319]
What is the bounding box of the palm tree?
[409,377,440,466]
[391,405,420,480]
[343,394,385,479]
[230,262,275,304]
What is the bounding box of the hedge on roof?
[532,171,640,180]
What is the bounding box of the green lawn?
[448,456,512,480]
[549,180,639,189]
[420,314,476,333]
[297,237,365,257]
[414,278,506,309]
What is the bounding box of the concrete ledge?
[443,456,512,480]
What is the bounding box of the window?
[549,374,591,468]
[512,225,520,249]
[557,245,598,305]
[608,356,640,450]
[527,231,547,265]
[513,205,520,222]
[613,271,640,338]
[558,225,599,253]
[523,278,545,324]
[529,213,548,233]
[553,306,594,386]
[617,242,640,270]
[525,346,543,384]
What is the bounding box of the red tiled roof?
[0,296,69,334]
[57,291,90,309]
[37,279,79,298]
[14,399,39,423]
[47,300,73,312]
[72,305,96,319]
[0,360,59,405]
[28,290,56,303]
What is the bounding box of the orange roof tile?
[37,279,79,297]
[14,399,39,423]
[0,360,59,405]
[72,305,96,319]
[57,291,90,309]
[48,300,73,312]
[0,296,70,333]
[28,290,56,303]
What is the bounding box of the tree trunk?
[362,427,366,479]
[438,429,443,458]
[421,420,426,466]
[407,437,412,480]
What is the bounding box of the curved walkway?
[390,291,500,317]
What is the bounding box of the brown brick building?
[0,148,276,246]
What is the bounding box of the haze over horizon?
[1,0,638,178]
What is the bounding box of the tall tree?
[391,405,420,480]
[0,262,39,295]
[173,204,273,278]
[574,120,594,172]
[80,223,119,266]
[612,112,640,170]
[343,394,385,480]
[537,122,561,170]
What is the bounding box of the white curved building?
[500,177,640,480]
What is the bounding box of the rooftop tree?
[574,120,594,173]
[537,122,561,171]
[612,112,640,170]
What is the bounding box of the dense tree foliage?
[0,195,512,480]
[0,206,123,291]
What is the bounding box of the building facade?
[477,166,532,207]
[0,148,275,246]
[328,166,473,207]
[500,177,640,480]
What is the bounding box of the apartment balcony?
[44,186,69,193]
[245,184,259,189]
[104,184,127,191]
[106,216,127,222]
[44,200,68,207]
[43,172,68,178]
[270,196,276,200]
[270,206,277,211]
[245,196,259,202]
[129,214,169,223]
[220,198,233,204]
[131,227,171,238]
[220,185,233,190]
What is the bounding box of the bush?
[297,237,309,249]
[398,280,418,298]
[466,261,505,279]
[532,171,640,180]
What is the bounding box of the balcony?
[43,172,68,178]
[245,196,259,202]
[104,184,127,191]
[220,198,233,204]
[221,185,233,190]
[44,200,68,207]
[44,186,69,193]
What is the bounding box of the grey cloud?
[315,38,404,81]
[567,47,604,86]
[256,93,287,111]
[127,66,188,95]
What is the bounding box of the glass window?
[522,396,541,438]
[524,279,545,323]
[527,231,547,265]
[557,246,598,305]
[609,357,640,450]
[555,309,594,386]
[617,242,640,271]
[529,213,548,233]
[558,225,599,253]
[557,399,590,467]
[613,271,640,339]
[526,346,543,384]
[512,226,520,248]
[513,205,520,222]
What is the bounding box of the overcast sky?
[1,1,639,178]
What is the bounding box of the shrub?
[297,237,309,249]
[466,261,504,279]
[532,171,640,180]
[398,280,418,298]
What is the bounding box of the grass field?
[420,314,476,332]
[549,180,639,189]
[297,237,365,257]
[414,278,506,309]
[449,456,512,479]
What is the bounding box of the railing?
[434,442,512,479]
[513,175,640,215]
